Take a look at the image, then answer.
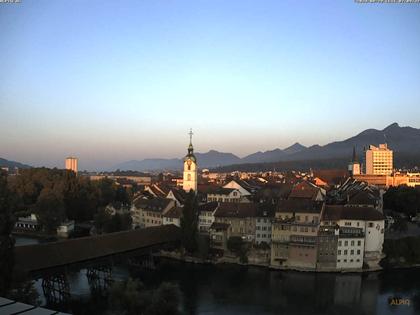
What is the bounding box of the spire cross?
[188,128,193,144]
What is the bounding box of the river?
[15,237,420,315]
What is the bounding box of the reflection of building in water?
[360,273,379,315]
[334,275,361,305]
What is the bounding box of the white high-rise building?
[365,144,393,175]
[65,157,78,174]
[182,129,198,192]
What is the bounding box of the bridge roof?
[14,225,180,273]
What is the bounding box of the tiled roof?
[209,222,230,230]
[198,201,219,213]
[288,181,320,199]
[164,206,183,219]
[133,197,173,213]
[276,199,324,214]
[322,205,384,221]
[214,202,258,218]
[207,187,236,195]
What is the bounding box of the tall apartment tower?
[365,144,393,175]
[65,157,78,174]
[182,129,198,192]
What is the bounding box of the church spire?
[188,128,194,155]
[352,146,358,162]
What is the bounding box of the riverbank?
[157,250,420,274]
[12,231,57,242]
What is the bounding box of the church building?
[183,129,198,192]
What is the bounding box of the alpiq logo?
[388,297,411,306]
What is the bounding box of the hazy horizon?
[1,1,420,170]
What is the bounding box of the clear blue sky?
[1,0,419,170]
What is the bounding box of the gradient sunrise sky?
[1,0,420,170]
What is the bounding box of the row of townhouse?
[271,199,384,271]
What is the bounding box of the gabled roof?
[276,199,324,214]
[133,197,174,213]
[168,188,187,204]
[289,181,322,200]
[207,187,237,195]
[163,206,183,219]
[209,222,230,230]
[214,202,258,218]
[322,205,384,221]
[198,201,219,213]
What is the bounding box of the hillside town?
[8,132,419,274]
[7,128,420,276]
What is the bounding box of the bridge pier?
[128,254,156,270]
[86,265,113,293]
[41,273,71,306]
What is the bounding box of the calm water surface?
[15,237,420,315]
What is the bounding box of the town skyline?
[2,121,420,171]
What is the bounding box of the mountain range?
[3,123,420,172]
[113,123,420,171]
[0,158,31,170]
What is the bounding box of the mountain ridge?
[113,123,420,171]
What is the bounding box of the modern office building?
[365,144,393,175]
[65,157,78,174]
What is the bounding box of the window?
[344,241,348,246]
[305,216,308,222]
[351,241,354,246]
[344,250,348,255]
[357,250,360,255]
[368,222,374,228]
[338,250,341,255]
[338,240,342,246]
[344,259,347,262]
[187,174,191,181]
[337,259,341,263]
[350,250,354,255]
[188,165,191,171]
[357,240,361,246]
[296,215,300,221]
[345,222,351,226]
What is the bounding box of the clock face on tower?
[187,160,192,166]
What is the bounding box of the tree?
[108,279,180,315]
[392,216,408,233]
[384,186,420,218]
[35,188,66,233]
[180,190,198,253]
[0,170,15,296]
[227,236,249,263]
[94,209,132,234]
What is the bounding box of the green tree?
[35,188,66,233]
[392,216,408,233]
[180,190,198,253]
[108,279,180,315]
[227,236,249,263]
[0,170,15,296]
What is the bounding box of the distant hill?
[113,123,420,171]
[0,158,31,170]
[279,123,420,162]
[113,150,242,171]
[215,123,420,172]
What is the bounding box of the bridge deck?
[14,225,181,273]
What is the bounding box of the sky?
[0,0,420,170]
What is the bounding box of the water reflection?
[15,235,420,315]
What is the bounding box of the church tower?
[348,146,361,176]
[183,129,198,192]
